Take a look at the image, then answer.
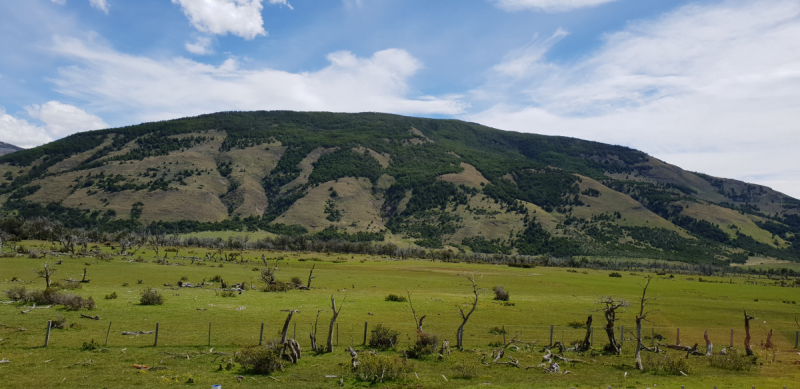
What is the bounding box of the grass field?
[1,242,799,388]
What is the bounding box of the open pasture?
[1,242,799,388]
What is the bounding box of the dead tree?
[456,273,480,351]
[147,233,167,258]
[326,294,345,353]
[634,278,655,370]
[307,264,316,289]
[280,310,298,344]
[704,330,713,356]
[80,268,90,283]
[744,309,754,356]
[309,309,323,352]
[600,296,628,354]
[577,315,592,351]
[406,290,426,332]
[35,262,57,289]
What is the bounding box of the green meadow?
[1,241,799,388]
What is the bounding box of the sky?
[1,0,799,198]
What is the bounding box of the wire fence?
[7,317,800,352]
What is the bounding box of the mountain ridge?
[1,111,797,264]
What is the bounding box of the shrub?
[354,354,412,382]
[368,324,400,350]
[136,279,143,284]
[488,326,506,335]
[80,339,102,351]
[451,360,480,379]
[566,320,586,328]
[407,332,439,359]
[384,294,407,302]
[261,281,290,292]
[217,290,237,298]
[122,282,129,287]
[609,272,622,278]
[63,280,82,290]
[105,292,118,300]
[140,289,164,305]
[643,353,690,375]
[5,286,28,301]
[48,314,68,329]
[63,295,95,310]
[290,276,303,286]
[209,275,223,282]
[708,347,756,371]
[492,285,509,301]
[235,343,284,375]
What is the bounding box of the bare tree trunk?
[280,310,296,344]
[456,273,480,351]
[577,315,592,351]
[744,309,754,356]
[600,297,628,355]
[634,278,652,370]
[704,330,712,356]
[326,295,344,353]
[309,309,322,352]
[307,264,316,289]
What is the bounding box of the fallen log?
[121,331,155,336]
[80,314,100,320]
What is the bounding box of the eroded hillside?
[1,111,798,264]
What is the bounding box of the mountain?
[0,142,23,156]
[0,111,798,264]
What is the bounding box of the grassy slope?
[1,243,799,388]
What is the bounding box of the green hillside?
[1,111,798,264]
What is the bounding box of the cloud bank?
[468,0,800,197]
[0,102,107,148]
[491,0,618,13]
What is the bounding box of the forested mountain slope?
[1,111,798,264]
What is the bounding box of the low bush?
[492,285,509,301]
[354,354,412,382]
[63,295,95,310]
[290,276,303,286]
[80,339,102,351]
[643,353,690,375]
[140,289,164,305]
[384,294,407,302]
[451,360,480,379]
[235,343,284,375]
[261,281,291,292]
[566,320,586,328]
[63,280,82,290]
[6,287,94,309]
[488,326,506,335]
[50,314,68,329]
[708,347,756,371]
[209,275,223,282]
[407,332,439,359]
[609,272,622,278]
[217,290,237,298]
[368,324,400,350]
[105,292,118,300]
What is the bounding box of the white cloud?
[0,102,106,148]
[172,0,267,40]
[491,0,618,13]
[26,101,108,138]
[48,37,465,123]
[269,0,293,10]
[185,36,214,55]
[89,0,109,14]
[467,0,800,198]
[51,0,67,5]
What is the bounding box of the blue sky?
[1,0,799,198]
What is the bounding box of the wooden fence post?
[676,327,681,346]
[502,325,506,345]
[45,320,52,347]
[795,331,798,349]
[154,322,160,347]
[208,322,211,346]
[363,322,368,346]
[730,328,734,348]
[549,325,554,346]
[259,323,264,346]
[105,321,112,346]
